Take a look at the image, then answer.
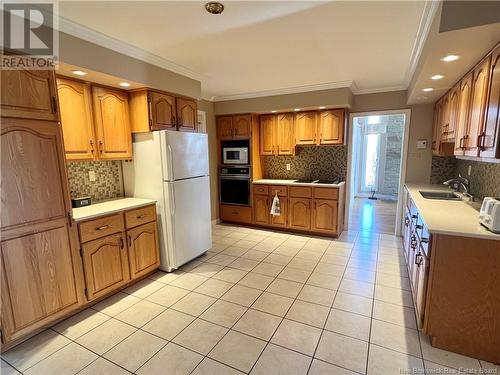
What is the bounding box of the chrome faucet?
[443,175,470,194]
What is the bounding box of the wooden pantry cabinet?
[56,78,132,160]
[1,66,85,347]
[78,205,160,301]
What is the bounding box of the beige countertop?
[72,197,156,222]
[405,183,499,241]
[253,179,346,188]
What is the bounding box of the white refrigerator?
[123,131,212,271]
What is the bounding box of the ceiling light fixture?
[72,70,87,76]
[294,108,300,111]
[431,74,444,80]
[319,106,326,109]
[119,82,131,87]
[205,2,224,14]
[271,110,277,113]
[441,55,459,62]
[422,88,433,92]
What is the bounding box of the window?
[361,133,380,192]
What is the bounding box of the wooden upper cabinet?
[0,219,82,341]
[319,110,344,145]
[1,119,70,230]
[432,100,442,154]
[288,197,311,230]
[92,86,132,160]
[233,115,252,139]
[480,45,500,158]
[57,78,96,160]
[151,92,176,131]
[311,199,338,233]
[217,116,234,140]
[1,59,58,121]
[176,97,197,132]
[81,232,130,301]
[440,94,451,137]
[295,112,317,145]
[260,115,276,155]
[445,84,460,142]
[127,222,160,280]
[465,56,491,156]
[455,72,473,156]
[276,113,295,155]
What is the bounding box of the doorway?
[346,110,410,235]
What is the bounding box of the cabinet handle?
[136,214,147,219]
[414,252,423,266]
[120,237,124,249]
[52,96,58,114]
[404,217,409,226]
[128,235,132,247]
[421,237,429,243]
[416,224,423,230]
[479,132,486,151]
[89,139,94,154]
[99,140,103,154]
[96,225,110,231]
[412,214,417,219]
[178,116,182,126]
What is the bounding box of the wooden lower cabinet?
[253,195,270,225]
[270,198,287,227]
[127,222,160,279]
[311,199,337,233]
[288,197,311,230]
[81,233,130,301]
[220,204,253,224]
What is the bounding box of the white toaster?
[479,197,500,233]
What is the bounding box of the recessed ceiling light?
[294,108,300,111]
[422,88,433,92]
[441,55,459,62]
[431,74,444,80]
[72,70,87,76]
[119,82,131,87]
[271,110,277,113]
[319,106,326,109]
[205,2,224,14]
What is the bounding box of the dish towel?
[270,192,281,216]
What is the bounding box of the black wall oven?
[219,167,251,206]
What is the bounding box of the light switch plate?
[417,139,427,149]
[286,163,291,171]
[88,170,96,182]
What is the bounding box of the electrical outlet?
[468,165,472,176]
[88,170,96,182]
[286,163,291,171]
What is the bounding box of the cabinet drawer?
[289,186,312,198]
[79,214,124,243]
[270,185,288,197]
[313,187,338,200]
[125,205,156,229]
[253,185,269,195]
[220,204,252,224]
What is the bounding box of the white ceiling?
[58,1,429,101]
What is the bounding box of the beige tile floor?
[2,224,498,375]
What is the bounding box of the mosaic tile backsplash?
[430,156,500,199]
[67,160,124,202]
[265,146,348,181]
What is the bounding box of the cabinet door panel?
[57,78,95,160]
[432,100,442,154]
[253,195,270,225]
[277,113,295,155]
[260,115,276,155]
[288,198,311,230]
[295,112,317,145]
[415,247,429,327]
[176,97,197,132]
[312,199,337,233]
[0,221,81,339]
[127,222,160,280]
[454,73,473,156]
[270,195,287,227]
[465,57,491,156]
[319,110,344,145]
[233,115,252,139]
[481,46,500,158]
[82,233,129,301]
[1,59,57,121]
[217,116,233,140]
[1,119,69,229]
[151,92,176,130]
[93,87,132,159]
[446,84,460,141]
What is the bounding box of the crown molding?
[405,0,440,86]
[351,85,408,95]
[57,15,204,82]
[211,80,355,102]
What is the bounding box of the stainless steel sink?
[419,191,462,200]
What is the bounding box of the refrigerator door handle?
[167,144,174,181]
[169,183,176,216]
